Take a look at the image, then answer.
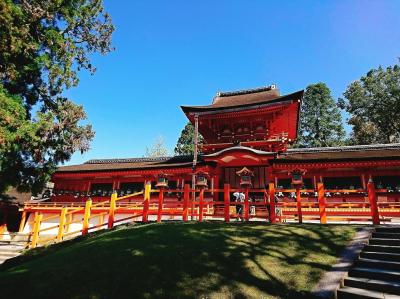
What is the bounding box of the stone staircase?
[337,226,400,299]
[0,233,30,265]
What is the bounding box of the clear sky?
[64,0,400,165]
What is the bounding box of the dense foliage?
[339,64,400,144]
[0,0,114,194]
[295,83,345,148]
[174,122,203,155]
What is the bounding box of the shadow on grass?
[0,222,359,299]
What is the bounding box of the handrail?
[115,191,144,201]
[22,182,400,249]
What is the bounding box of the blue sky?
[65,0,400,165]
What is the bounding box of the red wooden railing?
[19,181,400,248]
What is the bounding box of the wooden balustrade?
[21,182,400,248]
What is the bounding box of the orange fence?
[19,181,400,248]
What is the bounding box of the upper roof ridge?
[287,143,400,153]
[215,84,277,98]
[84,155,194,164]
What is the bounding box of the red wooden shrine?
[18,84,400,230]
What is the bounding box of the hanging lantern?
[290,169,306,186]
[236,167,254,188]
[155,174,169,189]
[195,171,209,188]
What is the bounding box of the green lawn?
[0,222,358,299]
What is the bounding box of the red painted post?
[296,186,302,223]
[108,192,117,229]
[157,189,164,222]
[244,188,250,221]
[224,183,230,223]
[367,178,380,225]
[142,182,151,222]
[317,182,327,224]
[199,189,204,222]
[183,184,190,221]
[268,182,276,223]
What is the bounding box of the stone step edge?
[357,257,400,266]
[337,286,394,299]
[350,266,400,276]
[345,276,400,290]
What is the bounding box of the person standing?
[233,191,245,221]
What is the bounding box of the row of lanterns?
[155,167,256,190]
[155,168,307,189]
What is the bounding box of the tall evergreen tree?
[174,122,203,155]
[0,0,114,194]
[295,83,345,148]
[338,63,400,144]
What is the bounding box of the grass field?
[0,222,358,299]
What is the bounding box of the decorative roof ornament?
[217,85,277,98]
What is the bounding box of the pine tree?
[295,83,345,148]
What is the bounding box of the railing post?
[0,224,6,241]
[108,192,117,229]
[0,211,8,240]
[268,182,276,223]
[57,208,67,242]
[142,182,151,222]
[31,213,42,248]
[199,189,204,222]
[183,184,190,221]
[367,178,380,225]
[244,188,250,221]
[157,189,164,222]
[317,182,327,224]
[296,186,302,223]
[224,183,230,223]
[19,210,27,233]
[82,198,92,235]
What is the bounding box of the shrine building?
[15,84,400,240]
[51,85,400,200]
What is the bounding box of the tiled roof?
[279,143,400,161]
[85,155,193,164]
[55,144,400,173]
[57,155,196,173]
[181,86,303,113]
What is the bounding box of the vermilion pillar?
[367,178,380,225]
[183,184,190,221]
[142,182,151,222]
[82,198,92,235]
[296,186,302,223]
[268,182,276,223]
[199,189,205,222]
[317,182,327,224]
[108,192,117,229]
[224,183,230,223]
[157,189,164,222]
[244,188,250,221]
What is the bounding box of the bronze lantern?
[290,169,305,186]
[195,171,209,189]
[155,174,169,189]
[236,167,254,188]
